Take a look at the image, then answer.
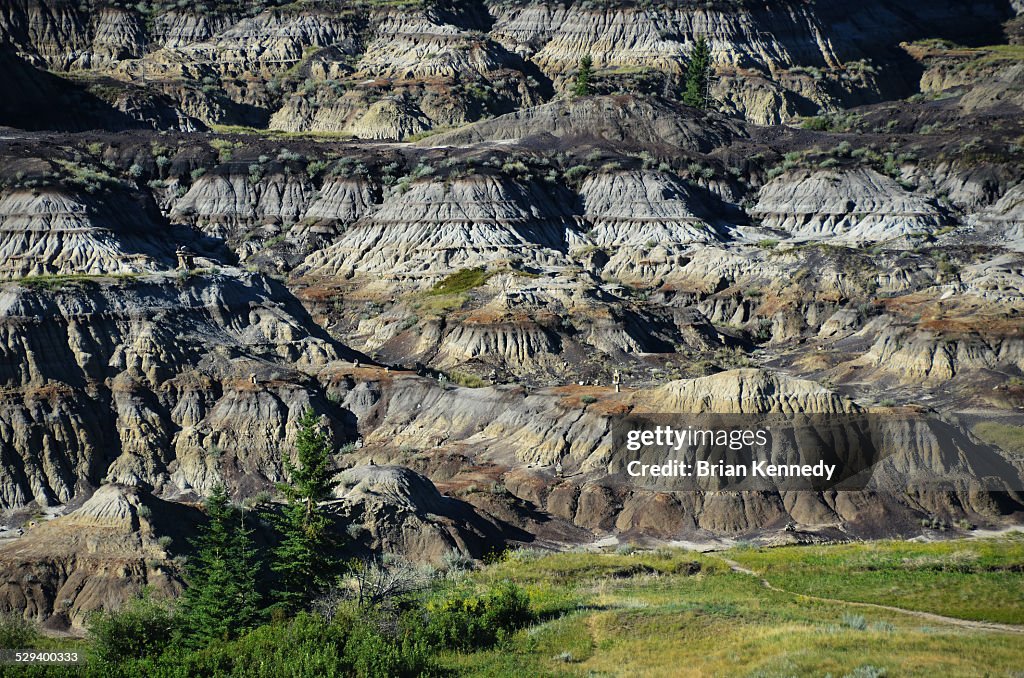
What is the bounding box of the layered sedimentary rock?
[350,369,1024,537]
[0,189,175,278]
[580,171,718,246]
[1,0,1023,630]
[636,369,859,415]
[269,11,543,137]
[0,271,349,508]
[1,0,1014,134]
[333,465,510,563]
[750,168,946,242]
[0,484,197,630]
[971,183,1024,247]
[295,176,379,240]
[299,174,581,279]
[489,0,1008,123]
[172,172,317,240]
[578,170,720,283]
[423,95,747,152]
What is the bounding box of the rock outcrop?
[972,182,1024,248]
[0,189,175,278]
[333,465,513,563]
[299,174,581,279]
[751,168,946,242]
[0,271,351,508]
[0,484,198,630]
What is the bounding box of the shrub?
[410,163,434,180]
[562,165,591,183]
[801,116,830,131]
[423,581,533,651]
[88,592,176,663]
[448,371,487,388]
[174,613,348,676]
[0,612,38,649]
[344,612,432,678]
[502,160,530,176]
[841,613,867,631]
[210,139,237,163]
[441,549,475,574]
[306,160,329,179]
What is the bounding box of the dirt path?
[717,557,1024,635]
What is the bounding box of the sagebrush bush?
[0,611,38,649]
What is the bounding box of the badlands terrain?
[0,0,1023,631]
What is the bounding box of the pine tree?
[574,54,594,97]
[177,484,261,645]
[683,36,712,110]
[270,409,340,613]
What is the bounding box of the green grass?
[973,422,1024,457]
[727,535,1024,624]
[428,267,491,296]
[439,539,1024,677]
[406,126,454,142]
[8,539,1024,676]
[12,273,142,290]
[208,124,353,141]
[447,371,488,388]
[413,293,469,316]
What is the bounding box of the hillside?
[0,0,1022,649]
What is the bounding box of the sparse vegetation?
[15,273,140,290]
[447,371,488,388]
[973,422,1024,457]
[429,267,490,296]
[54,159,124,193]
[0,611,39,649]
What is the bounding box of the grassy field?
[429,267,491,296]
[6,537,1022,676]
[441,535,1024,677]
[726,536,1024,625]
[973,422,1024,458]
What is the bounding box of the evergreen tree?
[177,484,261,645]
[270,409,340,613]
[574,54,594,97]
[683,36,712,110]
